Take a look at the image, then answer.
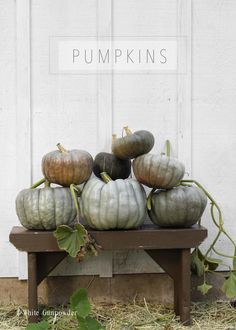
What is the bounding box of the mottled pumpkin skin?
[93,152,131,180]
[80,177,146,230]
[112,130,155,159]
[149,186,207,228]
[133,153,185,189]
[42,149,93,187]
[16,187,76,230]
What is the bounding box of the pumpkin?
[133,153,185,189]
[112,127,155,159]
[80,172,146,230]
[148,185,207,228]
[93,152,131,180]
[15,179,77,230]
[42,143,93,187]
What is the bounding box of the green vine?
[180,179,236,298]
[70,184,80,217]
[54,183,101,261]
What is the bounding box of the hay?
[0,300,236,329]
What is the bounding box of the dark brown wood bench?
[9,225,207,325]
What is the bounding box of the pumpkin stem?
[70,184,80,222]
[165,140,171,157]
[123,126,132,136]
[100,172,112,183]
[57,143,68,153]
[73,185,82,196]
[30,178,46,189]
[146,188,156,211]
[44,180,50,187]
[112,134,117,147]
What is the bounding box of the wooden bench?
[9,225,207,325]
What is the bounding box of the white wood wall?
[0,0,236,278]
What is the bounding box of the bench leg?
[174,279,179,315]
[178,249,191,325]
[146,248,191,325]
[28,253,39,323]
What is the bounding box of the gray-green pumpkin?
[148,185,207,228]
[112,127,155,159]
[80,173,146,230]
[16,179,76,230]
[133,153,185,189]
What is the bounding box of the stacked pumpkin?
[16,143,93,230]
[111,127,207,228]
[15,133,149,230]
[16,127,207,231]
[82,127,155,230]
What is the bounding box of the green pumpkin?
[112,127,155,159]
[80,173,146,230]
[93,152,131,180]
[148,185,207,228]
[15,179,76,230]
[133,153,185,189]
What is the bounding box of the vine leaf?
[70,288,104,330]
[25,320,49,330]
[70,288,91,318]
[222,272,236,299]
[54,224,87,258]
[191,249,205,276]
[197,282,213,295]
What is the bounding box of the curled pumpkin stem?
[57,143,68,153]
[123,126,132,136]
[100,172,112,183]
[112,134,117,148]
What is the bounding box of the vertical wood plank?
[177,0,192,176]
[16,0,31,279]
[96,0,114,276]
[96,0,113,152]
[98,251,113,278]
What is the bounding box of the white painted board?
[1,0,235,278]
